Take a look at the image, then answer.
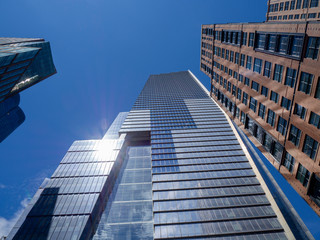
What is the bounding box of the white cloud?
[0,198,29,238]
[0,184,6,189]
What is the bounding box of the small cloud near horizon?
[0,198,29,238]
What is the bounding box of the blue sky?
[0,0,319,238]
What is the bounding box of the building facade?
[0,37,56,141]
[7,71,312,239]
[267,0,320,22]
[201,1,320,215]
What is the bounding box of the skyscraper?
[201,0,320,215]
[0,37,56,141]
[7,71,312,239]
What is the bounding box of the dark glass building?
[0,37,56,141]
[7,71,313,239]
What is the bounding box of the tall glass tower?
[7,71,311,239]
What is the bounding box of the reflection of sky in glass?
[93,146,153,240]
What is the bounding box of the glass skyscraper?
[0,37,56,141]
[7,71,311,239]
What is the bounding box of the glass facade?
[0,37,56,142]
[8,71,292,239]
[0,37,56,102]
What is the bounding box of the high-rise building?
[6,71,312,239]
[0,37,56,141]
[200,0,320,215]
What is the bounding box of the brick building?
[201,0,320,214]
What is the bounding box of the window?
[315,78,320,99]
[308,13,317,18]
[294,14,300,19]
[222,48,225,58]
[273,64,284,82]
[246,56,252,70]
[228,69,232,76]
[303,135,319,160]
[263,61,272,78]
[303,0,309,8]
[293,103,306,119]
[224,79,227,88]
[283,15,288,20]
[298,72,314,94]
[269,4,274,12]
[241,111,246,124]
[253,58,262,73]
[281,97,291,110]
[275,3,279,11]
[280,2,284,10]
[233,71,238,79]
[289,125,301,146]
[277,117,287,135]
[226,50,229,60]
[270,91,279,103]
[237,32,242,44]
[216,31,222,41]
[242,32,248,46]
[284,152,295,173]
[249,97,257,112]
[290,0,296,10]
[278,35,289,54]
[256,34,266,50]
[310,0,319,7]
[227,82,231,92]
[237,88,242,100]
[251,81,260,92]
[232,32,237,44]
[258,103,266,119]
[235,52,239,64]
[232,85,237,96]
[245,77,250,86]
[267,34,277,51]
[217,47,221,57]
[248,33,255,47]
[261,86,269,97]
[239,74,243,83]
[284,68,297,88]
[289,14,293,19]
[267,109,276,126]
[230,51,234,62]
[242,92,248,105]
[240,54,245,67]
[309,112,320,129]
[305,37,320,60]
[285,1,290,10]
[296,164,310,187]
